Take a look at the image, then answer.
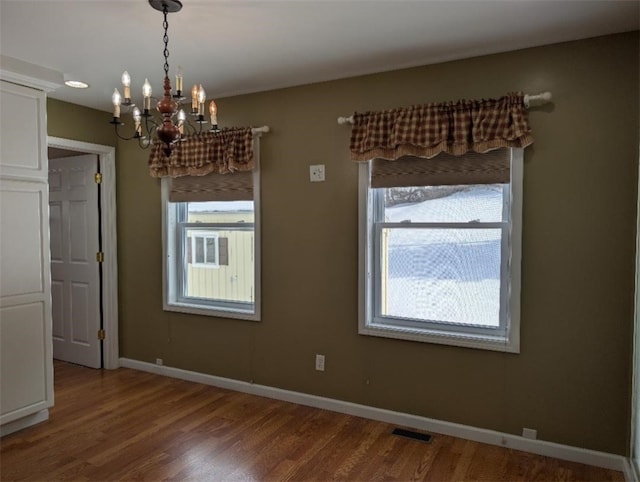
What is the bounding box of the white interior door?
[49,154,101,368]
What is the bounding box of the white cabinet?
[0,61,62,435]
[0,82,47,180]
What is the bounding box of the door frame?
[47,136,119,369]
[631,149,640,476]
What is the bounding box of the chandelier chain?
[162,6,170,79]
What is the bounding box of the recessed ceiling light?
[65,80,89,89]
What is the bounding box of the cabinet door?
[0,302,50,422]
[0,179,53,424]
[0,81,47,180]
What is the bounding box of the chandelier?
[110,0,218,157]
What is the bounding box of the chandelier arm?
[137,136,153,150]
[182,118,206,137]
[144,113,159,133]
[112,122,144,142]
[182,121,196,137]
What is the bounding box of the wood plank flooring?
[0,361,625,481]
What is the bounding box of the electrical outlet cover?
[310,164,325,182]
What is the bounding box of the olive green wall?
[48,32,639,456]
[47,98,116,148]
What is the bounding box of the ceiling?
[1,1,638,113]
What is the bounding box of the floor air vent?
[391,428,433,443]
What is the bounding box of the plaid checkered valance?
[149,127,254,178]
[350,92,533,162]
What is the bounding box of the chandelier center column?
[155,4,180,157]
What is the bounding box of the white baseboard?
[0,409,49,437]
[625,457,639,482]
[119,357,627,474]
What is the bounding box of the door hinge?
[98,329,106,340]
[96,251,104,263]
[94,173,102,184]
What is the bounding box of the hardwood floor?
[1,361,624,481]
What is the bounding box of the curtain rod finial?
[524,91,552,108]
[251,126,270,135]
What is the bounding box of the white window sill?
[164,301,260,322]
[359,322,519,353]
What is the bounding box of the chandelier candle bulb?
[133,107,142,136]
[142,79,152,111]
[112,89,121,118]
[121,71,131,102]
[178,109,186,135]
[191,84,198,112]
[197,84,206,117]
[175,66,183,95]
[209,100,217,126]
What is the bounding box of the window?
[162,172,260,321]
[189,232,219,266]
[359,149,522,352]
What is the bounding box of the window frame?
[358,149,523,353]
[161,149,261,322]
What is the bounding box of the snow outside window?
[358,149,522,352]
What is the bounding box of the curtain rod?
[252,126,270,134]
[336,91,552,125]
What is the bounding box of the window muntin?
[360,150,522,352]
